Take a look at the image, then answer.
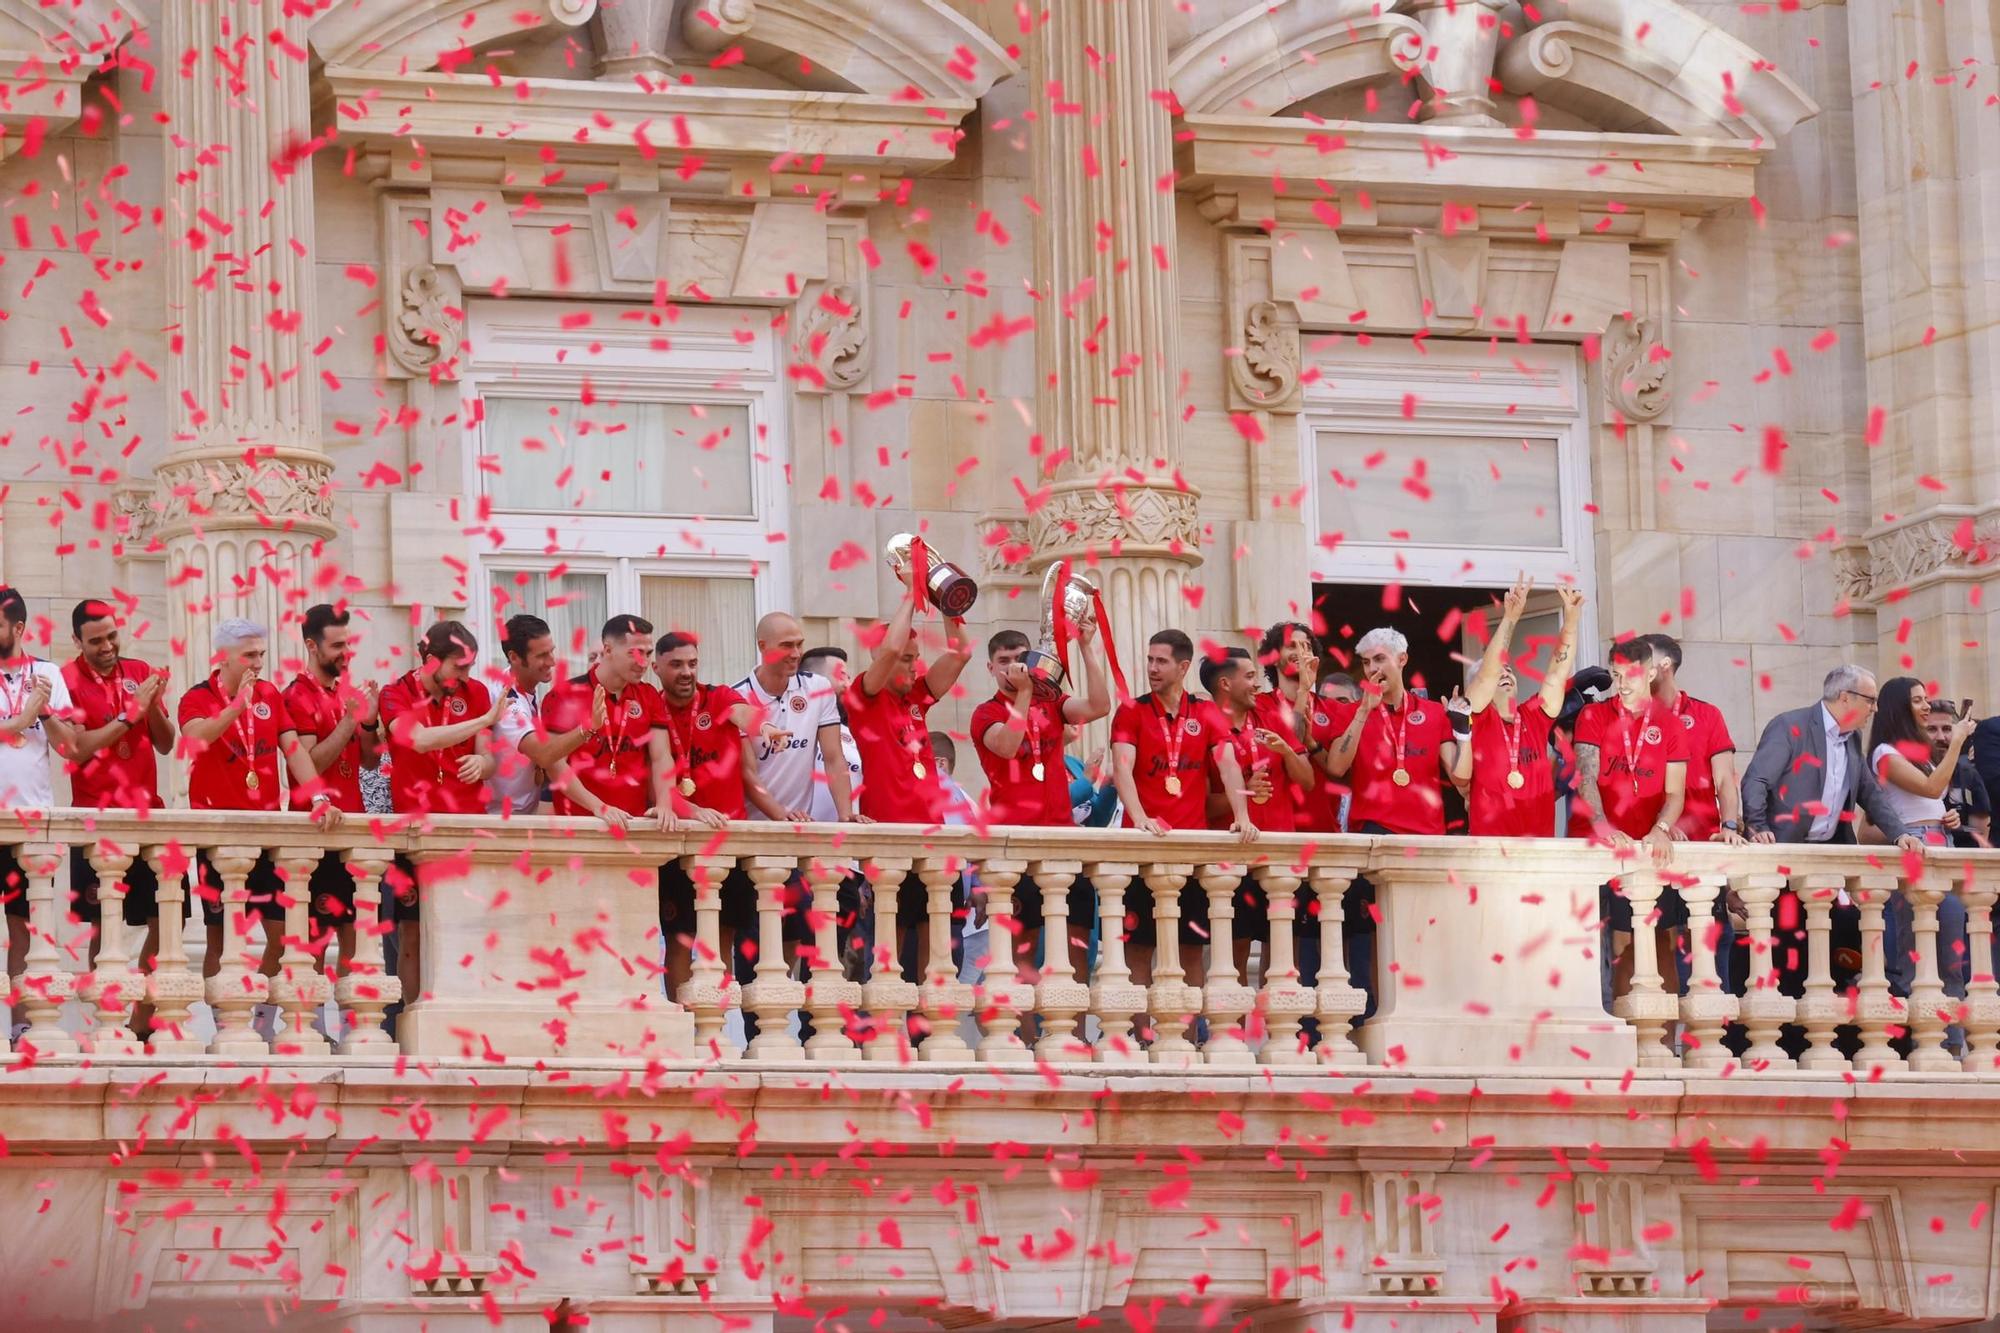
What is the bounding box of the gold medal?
[913,761,928,780]
[1391,767,1411,787]
[678,776,696,797]
[244,770,261,792]
[1507,770,1526,790]
[1252,791,1269,805]
[1031,762,1045,782]
[1165,775,1183,797]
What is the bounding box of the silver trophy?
[884,532,979,617]
[1021,561,1097,701]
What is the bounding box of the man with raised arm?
[1453,578,1582,838]
[178,617,342,983]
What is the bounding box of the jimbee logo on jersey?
[252,702,272,720]
[1643,725,1663,745]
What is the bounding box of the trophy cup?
[1020,561,1098,701]
[884,532,980,617]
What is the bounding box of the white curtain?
[641,576,757,683]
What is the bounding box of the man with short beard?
[283,604,381,972]
[489,614,557,818]
[63,599,174,1001]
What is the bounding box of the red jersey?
[178,674,294,812]
[63,657,161,811]
[661,683,750,821]
[282,673,366,813]
[970,690,1072,826]
[1110,691,1228,832]
[1665,692,1734,839]
[379,670,495,815]
[843,676,946,825]
[1250,691,1315,826]
[1325,693,1456,835]
[1212,703,1295,833]
[1571,698,1691,840]
[543,672,667,817]
[1466,699,1557,838]
[1298,702,1344,833]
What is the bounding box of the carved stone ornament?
[388,263,465,379]
[1365,1170,1444,1297]
[1229,299,1302,413]
[976,513,1034,576]
[1859,512,2000,600]
[1603,315,1671,422]
[1832,543,1876,605]
[1028,481,1203,564]
[630,1170,712,1296]
[110,486,162,549]
[794,282,869,393]
[1573,1175,1659,1298]
[150,450,338,539]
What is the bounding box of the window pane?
[484,396,756,518]
[485,567,608,670]
[1315,431,1563,549]
[641,576,757,685]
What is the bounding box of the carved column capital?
[1026,479,1204,569]
[151,448,338,543]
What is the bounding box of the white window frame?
[460,300,791,638]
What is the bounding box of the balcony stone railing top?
[5,809,1993,1080]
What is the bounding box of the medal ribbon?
[1501,710,1526,779]
[231,680,260,779]
[1387,698,1411,776]
[1152,693,1187,784]
[665,685,705,791]
[0,661,27,722]
[1621,708,1647,795]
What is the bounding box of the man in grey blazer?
[1742,664,1924,851]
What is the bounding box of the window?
[463,302,789,684]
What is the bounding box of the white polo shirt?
[488,683,542,815]
[734,669,847,818]
[0,658,71,811]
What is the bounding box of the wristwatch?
[1721,819,1741,832]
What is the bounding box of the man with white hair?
[1741,663,1920,848]
[1320,626,1460,835]
[178,617,343,983]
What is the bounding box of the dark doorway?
[1311,582,1494,700]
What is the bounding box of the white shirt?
[488,684,542,815]
[1870,742,1946,828]
[809,723,863,823]
[735,670,845,818]
[1810,703,1849,841]
[0,659,71,811]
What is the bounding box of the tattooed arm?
[1539,586,1585,717]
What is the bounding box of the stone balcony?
[3,811,1996,1330]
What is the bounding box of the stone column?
[1848,0,2000,695]
[157,0,335,698]
[1026,0,1201,653]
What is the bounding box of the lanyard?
[1620,708,1648,794]
[1385,699,1412,778]
[0,661,32,721]
[665,685,705,783]
[601,681,633,757]
[231,682,260,766]
[1152,693,1187,773]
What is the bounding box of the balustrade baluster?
[1905,867,1958,1073]
[915,857,973,1061]
[970,859,1030,1063]
[1851,872,1904,1072]
[1309,866,1367,1067]
[1088,862,1146,1065]
[204,846,272,1058]
[678,854,736,1058]
[1790,872,1846,1071]
[743,856,805,1059]
[17,842,77,1056]
[81,842,142,1056]
[860,857,917,1061]
[1256,867,1315,1066]
[1730,872,1793,1070]
[271,847,332,1056]
[1143,864,1200,1066]
[1960,875,1999,1072]
[1677,874,1737,1070]
[145,847,204,1056]
[1029,859,1090,1062]
[800,856,859,1060]
[1199,865,1252,1066]
[335,846,398,1058]
[1610,868,1676,1067]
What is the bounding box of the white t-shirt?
[810,723,863,823]
[1871,742,1947,827]
[735,670,846,818]
[0,659,71,811]
[489,684,542,815]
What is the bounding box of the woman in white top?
[1863,675,1973,843]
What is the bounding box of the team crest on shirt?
[1313,711,1330,727]
[1183,717,1202,736]
[909,704,923,721]
[1409,709,1426,725]
[252,701,271,720]
[695,711,713,730]
[120,678,137,695]
[1643,725,1663,745]
[449,696,468,716]
[789,695,807,712]
[626,699,644,719]
[1681,713,1695,730]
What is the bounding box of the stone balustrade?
[6,810,1992,1078]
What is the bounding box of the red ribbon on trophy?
[1090,584,1131,704]
[907,534,930,613]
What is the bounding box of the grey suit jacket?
[1740,702,1909,843]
